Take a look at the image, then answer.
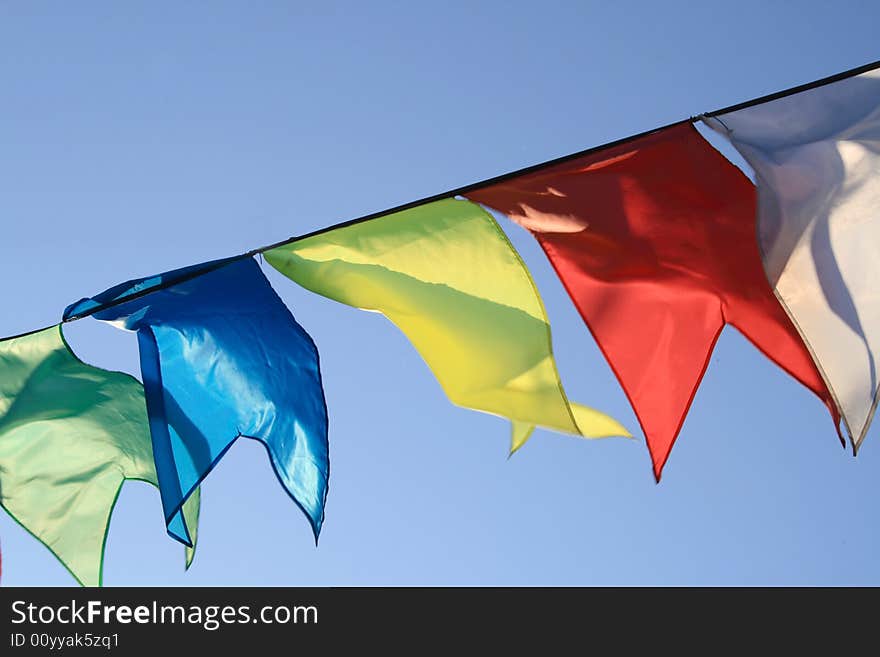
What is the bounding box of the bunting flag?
[64,257,329,543]
[467,123,839,478]
[264,197,629,452]
[2,59,878,587]
[0,325,198,586]
[704,69,880,450]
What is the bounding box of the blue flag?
[64,257,330,544]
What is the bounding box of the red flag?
[468,123,840,479]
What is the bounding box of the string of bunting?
[1,58,878,585]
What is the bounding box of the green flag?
[0,325,198,586]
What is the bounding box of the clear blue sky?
[1,2,879,586]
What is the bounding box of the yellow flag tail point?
[569,402,633,439]
[509,421,536,456]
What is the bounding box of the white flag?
[704,69,880,450]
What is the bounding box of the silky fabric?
[265,197,629,452]
[468,123,838,478]
[65,257,329,543]
[0,325,198,586]
[704,70,880,451]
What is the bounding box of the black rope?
[702,57,880,118]
[61,256,251,322]
[254,118,694,251]
[37,57,880,327]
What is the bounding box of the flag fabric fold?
[704,69,880,451]
[264,197,629,452]
[468,123,839,478]
[64,257,330,543]
[0,325,198,586]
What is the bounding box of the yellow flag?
[265,198,629,452]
